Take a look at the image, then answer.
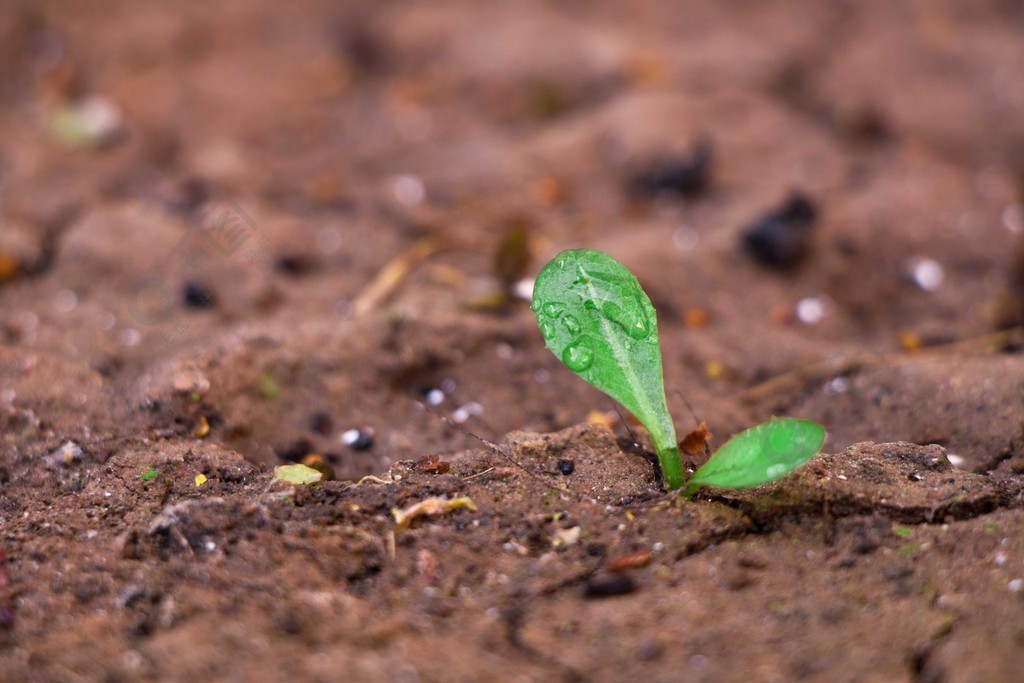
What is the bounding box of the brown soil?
[3,1,1024,681]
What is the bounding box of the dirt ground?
[2,1,1024,681]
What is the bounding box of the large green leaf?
[532,249,682,488]
[685,417,825,494]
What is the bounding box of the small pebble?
[741,192,818,268]
[182,280,217,309]
[585,574,637,599]
[54,289,78,313]
[512,278,535,301]
[316,227,344,254]
[425,389,445,406]
[1009,579,1023,593]
[1002,204,1024,234]
[910,259,944,292]
[341,428,374,450]
[672,226,699,253]
[945,453,965,468]
[308,411,333,436]
[392,175,425,206]
[825,377,850,395]
[274,253,318,277]
[276,439,313,462]
[557,459,575,475]
[629,139,713,199]
[451,402,483,424]
[796,296,828,325]
[119,329,142,347]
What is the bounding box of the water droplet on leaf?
[543,302,565,318]
[601,299,650,339]
[562,314,581,335]
[540,320,556,340]
[562,338,595,372]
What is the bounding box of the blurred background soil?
[1,1,1024,681]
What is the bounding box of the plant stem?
[656,444,684,490]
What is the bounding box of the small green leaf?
[272,463,323,485]
[533,249,682,488]
[139,465,160,481]
[685,417,825,494]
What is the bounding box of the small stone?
[796,296,828,325]
[557,458,575,475]
[584,573,637,599]
[341,428,374,450]
[44,441,83,468]
[182,281,217,309]
[308,411,333,435]
[741,192,818,268]
[909,258,944,292]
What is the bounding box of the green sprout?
[532,248,825,491]
[139,465,160,481]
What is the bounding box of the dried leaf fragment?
[606,550,652,573]
[392,496,477,532]
[680,421,713,455]
[411,454,451,474]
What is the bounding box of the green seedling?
[139,465,160,482]
[532,248,825,491]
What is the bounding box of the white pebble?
[945,453,965,468]
[17,311,39,332]
[825,377,850,395]
[119,328,142,347]
[68,95,122,142]
[425,389,445,406]
[1009,579,1023,593]
[910,258,944,292]
[392,175,425,206]
[54,289,78,313]
[995,551,1007,567]
[1002,204,1024,234]
[315,227,343,254]
[340,429,361,446]
[332,299,353,319]
[672,226,699,253]
[796,296,827,325]
[451,402,484,424]
[512,277,534,301]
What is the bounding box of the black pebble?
[274,253,318,277]
[309,411,333,436]
[741,192,818,268]
[557,458,575,475]
[584,574,637,599]
[344,428,374,451]
[630,138,713,199]
[275,439,313,462]
[182,280,217,309]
